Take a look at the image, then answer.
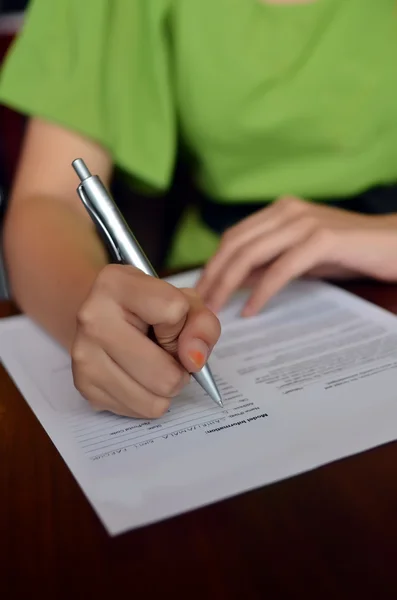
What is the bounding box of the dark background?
[1,1,28,12]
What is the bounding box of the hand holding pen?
[70,159,223,419]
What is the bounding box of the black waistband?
[197,183,397,236]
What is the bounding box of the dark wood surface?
[2,282,397,599]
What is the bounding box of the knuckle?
[147,398,171,420]
[299,215,318,230]
[203,301,220,320]
[211,314,222,341]
[218,271,235,292]
[90,398,107,413]
[94,263,122,294]
[277,195,297,207]
[224,248,250,278]
[219,227,236,249]
[162,289,190,324]
[244,244,263,267]
[157,366,185,398]
[71,367,90,398]
[312,227,334,247]
[232,245,246,263]
[180,287,200,301]
[95,264,144,298]
[278,195,306,214]
[71,342,95,384]
[70,337,87,366]
[71,342,100,394]
[76,301,102,340]
[76,300,94,329]
[75,380,109,413]
[202,311,222,346]
[71,368,84,394]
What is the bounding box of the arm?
[3,118,222,419]
[3,117,113,350]
[4,117,221,419]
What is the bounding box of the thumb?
[177,289,221,374]
[154,288,221,374]
[152,290,190,358]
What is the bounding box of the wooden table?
[2,282,397,599]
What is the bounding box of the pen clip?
[77,184,122,262]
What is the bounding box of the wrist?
[368,213,397,229]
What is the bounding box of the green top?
[1,0,397,267]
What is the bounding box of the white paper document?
[1,270,397,535]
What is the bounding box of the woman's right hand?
[71,264,221,419]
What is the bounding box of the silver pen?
[72,158,223,408]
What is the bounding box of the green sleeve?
[0,0,175,190]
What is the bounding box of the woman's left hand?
[196,196,397,316]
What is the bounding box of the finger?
[242,229,338,316]
[74,343,173,419]
[76,302,191,401]
[94,264,190,327]
[73,347,143,418]
[240,267,267,289]
[85,385,143,419]
[204,216,317,312]
[106,323,190,399]
[176,288,222,373]
[77,287,191,398]
[98,353,174,419]
[196,196,305,298]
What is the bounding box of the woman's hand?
[71,264,221,418]
[196,196,397,316]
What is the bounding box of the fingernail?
[188,338,209,370]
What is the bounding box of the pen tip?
[207,381,223,408]
[213,390,224,408]
[192,367,224,408]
